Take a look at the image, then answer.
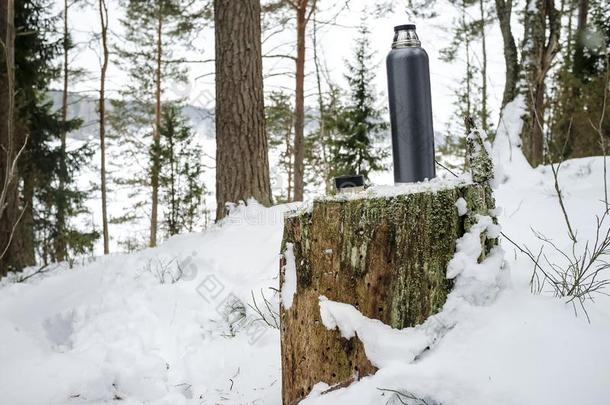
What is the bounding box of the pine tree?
[115,0,203,246]
[159,104,206,236]
[290,0,318,201]
[214,0,272,220]
[330,21,387,182]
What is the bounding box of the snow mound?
[303,155,610,405]
[2,157,610,405]
[0,200,291,405]
[492,95,541,185]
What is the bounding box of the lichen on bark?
[279,181,496,405]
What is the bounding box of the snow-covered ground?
[2,146,610,404]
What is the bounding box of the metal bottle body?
[386,27,436,183]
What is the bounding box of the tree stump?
[279,183,495,403]
[279,127,495,405]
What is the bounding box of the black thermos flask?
[386,24,436,183]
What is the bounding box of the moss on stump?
[279,181,495,405]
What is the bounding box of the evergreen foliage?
[158,104,206,236]
[329,21,387,182]
[111,0,204,246]
[15,0,97,267]
[549,0,609,161]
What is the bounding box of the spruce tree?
[159,104,206,236]
[7,0,97,269]
[330,21,387,182]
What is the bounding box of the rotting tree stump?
[279,126,496,405]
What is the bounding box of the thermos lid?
[394,24,416,31]
[334,174,364,190]
[392,24,421,48]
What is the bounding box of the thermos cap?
[394,24,416,31]
[334,175,364,190]
[392,24,421,48]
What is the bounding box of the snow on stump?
[279,127,496,405]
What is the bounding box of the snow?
[446,215,500,280]
[0,201,288,404]
[2,153,610,404]
[492,95,542,185]
[319,296,436,368]
[455,197,468,216]
[319,214,507,371]
[281,243,297,310]
[321,176,471,202]
[61,0,512,253]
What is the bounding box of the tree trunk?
[0,0,23,274]
[19,173,35,266]
[168,119,177,235]
[292,1,307,202]
[572,0,588,79]
[150,9,162,247]
[99,0,109,254]
[479,0,489,131]
[285,129,292,201]
[312,10,331,194]
[494,0,519,108]
[214,0,272,221]
[520,0,560,166]
[56,0,69,262]
[464,2,472,118]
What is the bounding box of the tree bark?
[0,0,23,274]
[479,0,489,131]
[56,0,70,261]
[495,0,519,108]
[520,0,560,166]
[279,183,496,404]
[168,114,177,235]
[292,1,306,201]
[572,0,588,79]
[150,8,162,247]
[99,0,109,254]
[463,1,472,118]
[312,9,331,194]
[280,122,496,404]
[214,0,272,221]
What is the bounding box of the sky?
[56,0,518,139]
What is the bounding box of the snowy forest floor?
[1,155,610,405]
